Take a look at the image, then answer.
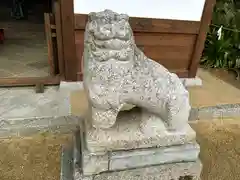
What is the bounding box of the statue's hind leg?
[165,97,191,131]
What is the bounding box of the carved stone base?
[81,142,200,176]
[60,129,202,180]
[74,160,202,180]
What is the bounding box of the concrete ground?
[188,68,240,108]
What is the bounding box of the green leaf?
[202,0,240,71]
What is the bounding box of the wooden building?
[0,0,216,86]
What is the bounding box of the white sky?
[74,0,205,21]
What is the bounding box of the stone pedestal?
[75,161,202,180]
[81,142,200,176]
[65,108,202,180]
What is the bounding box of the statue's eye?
[102,25,111,32]
[114,14,118,21]
[120,26,125,31]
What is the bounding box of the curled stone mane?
[84,9,135,62]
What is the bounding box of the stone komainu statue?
[83,9,191,131]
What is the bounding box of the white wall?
[74,0,206,21]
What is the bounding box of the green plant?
[201,0,240,77]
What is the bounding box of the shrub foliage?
[201,0,240,72]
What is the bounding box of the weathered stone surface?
[83,9,191,130]
[86,108,196,154]
[60,144,74,180]
[75,9,201,180]
[82,124,108,176]
[197,104,240,120]
[82,150,108,176]
[80,141,199,176]
[93,160,202,180]
[189,108,199,121]
[76,161,202,180]
[109,143,200,171]
[0,116,79,138]
[181,77,202,87]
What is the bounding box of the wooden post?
[60,0,78,81]
[54,0,65,79]
[188,0,216,77]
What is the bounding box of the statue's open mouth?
[93,38,132,50]
[91,46,134,61]
[92,29,131,41]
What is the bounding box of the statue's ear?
[88,20,97,33]
[119,14,129,21]
[89,12,97,22]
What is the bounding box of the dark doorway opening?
[0,0,54,79]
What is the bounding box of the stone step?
[109,143,200,171]
[92,160,202,180]
[189,104,240,121]
[60,143,74,180]
[82,142,200,176]
[0,82,83,138]
[0,115,79,138]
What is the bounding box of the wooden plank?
[0,76,60,87]
[44,13,56,76]
[54,0,65,79]
[74,14,88,30]
[75,42,84,80]
[75,31,197,47]
[74,14,201,34]
[188,0,216,77]
[75,31,84,44]
[134,33,197,47]
[140,45,193,70]
[129,17,200,34]
[60,0,78,81]
[174,70,189,78]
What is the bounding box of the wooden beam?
[54,0,65,79]
[44,13,56,76]
[188,0,216,77]
[74,14,201,34]
[0,76,60,87]
[60,0,78,81]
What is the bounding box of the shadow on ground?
[205,68,240,90]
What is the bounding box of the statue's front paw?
[91,107,118,129]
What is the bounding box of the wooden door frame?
[58,0,78,82]
[60,0,216,81]
[0,1,61,87]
